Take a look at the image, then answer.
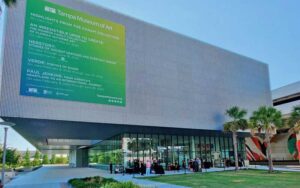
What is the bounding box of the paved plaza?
[5,165,188,188]
[4,165,300,188]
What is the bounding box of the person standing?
[140,162,145,175]
[195,158,199,172]
[182,160,186,170]
[146,160,151,175]
[197,158,202,172]
[109,161,113,174]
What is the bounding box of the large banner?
[20,0,126,106]
[0,1,7,66]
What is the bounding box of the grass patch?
[141,169,300,188]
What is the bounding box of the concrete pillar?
[69,149,76,167]
[69,148,89,167]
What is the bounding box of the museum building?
[0,0,271,168]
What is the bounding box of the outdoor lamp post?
[1,121,15,186]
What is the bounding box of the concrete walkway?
[4,165,187,188]
[5,165,300,188]
[248,165,300,172]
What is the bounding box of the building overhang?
[1,117,250,154]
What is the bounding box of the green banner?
[20,0,126,106]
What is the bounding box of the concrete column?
[69,148,89,167]
[69,149,76,167]
[76,148,89,167]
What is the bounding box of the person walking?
[109,161,113,174]
[146,160,151,175]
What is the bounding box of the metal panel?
[0,0,272,131]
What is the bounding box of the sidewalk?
[5,165,300,188]
[4,166,188,188]
[248,165,300,172]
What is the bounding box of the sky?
[87,0,299,90]
[0,0,299,151]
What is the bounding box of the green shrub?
[68,176,119,188]
[68,179,87,188]
[102,181,140,188]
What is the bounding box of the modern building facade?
[272,81,300,161]
[0,0,271,167]
[246,81,300,162]
[273,81,300,117]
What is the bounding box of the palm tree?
[250,106,283,173]
[224,106,248,170]
[288,106,300,163]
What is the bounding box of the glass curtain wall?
[89,133,246,169]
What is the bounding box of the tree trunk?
[232,131,239,171]
[266,133,274,173]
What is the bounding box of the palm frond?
[225,106,247,121]
[288,106,300,128]
[250,106,282,132]
[224,106,248,132]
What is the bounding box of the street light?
[0,121,15,186]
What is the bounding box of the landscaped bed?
[68,176,140,188]
[141,169,300,188]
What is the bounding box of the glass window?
[152,134,158,161]
[195,136,200,155]
[144,134,151,162]
[171,135,178,166]
[165,135,172,167]
[190,136,196,160]
[200,136,205,160]
[206,136,211,161]
[158,135,167,168]
[220,136,226,159]
[138,134,145,162]
[184,136,190,160]
[130,133,138,161]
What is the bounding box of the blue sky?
[1,0,299,150]
[89,0,299,89]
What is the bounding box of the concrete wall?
[0,0,272,131]
[69,149,89,167]
[272,81,300,116]
[272,81,300,100]
[246,134,297,161]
